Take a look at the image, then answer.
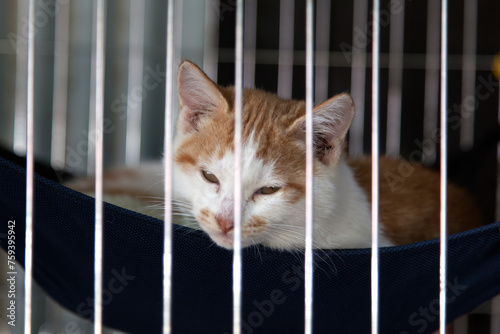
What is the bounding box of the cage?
[0,0,500,333]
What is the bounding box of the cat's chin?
[207,231,254,250]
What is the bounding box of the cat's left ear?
[177,60,228,134]
[291,93,354,165]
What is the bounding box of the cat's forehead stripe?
[175,87,308,194]
[176,150,196,166]
[234,88,307,176]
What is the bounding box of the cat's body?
[66,60,482,250]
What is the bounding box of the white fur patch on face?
[174,132,289,249]
[203,135,280,199]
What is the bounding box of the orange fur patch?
[197,208,215,226]
[349,156,482,245]
[248,216,266,229]
[244,216,267,236]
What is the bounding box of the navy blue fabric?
[0,156,499,334]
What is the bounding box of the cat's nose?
[215,215,234,233]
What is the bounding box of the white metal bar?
[203,0,220,81]
[371,0,380,333]
[87,1,98,175]
[50,0,70,169]
[348,0,368,157]
[13,0,28,156]
[24,0,36,332]
[93,0,106,333]
[439,0,449,332]
[385,0,405,157]
[459,0,478,151]
[125,0,146,166]
[277,0,295,99]
[244,0,257,88]
[305,1,314,334]
[314,0,330,104]
[163,0,175,333]
[233,0,244,333]
[422,0,441,165]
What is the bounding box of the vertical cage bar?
[305,1,314,333]
[371,0,380,333]
[244,0,256,88]
[87,1,98,175]
[439,0,449,332]
[314,0,330,104]
[348,0,368,157]
[233,0,244,333]
[277,0,295,99]
[163,0,175,333]
[50,0,70,169]
[203,0,220,81]
[459,0,478,151]
[385,0,405,157]
[24,0,36,332]
[13,0,28,156]
[93,0,107,333]
[422,0,440,165]
[125,0,146,166]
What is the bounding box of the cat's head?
[172,60,354,250]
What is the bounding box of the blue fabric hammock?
[0,156,499,334]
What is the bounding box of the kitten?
[67,60,482,250]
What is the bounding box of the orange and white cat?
[67,60,481,250]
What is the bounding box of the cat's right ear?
[289,93,354,165]
[177,60,228,134]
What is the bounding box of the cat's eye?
[256,186,281,195]
[202,170,219,184]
